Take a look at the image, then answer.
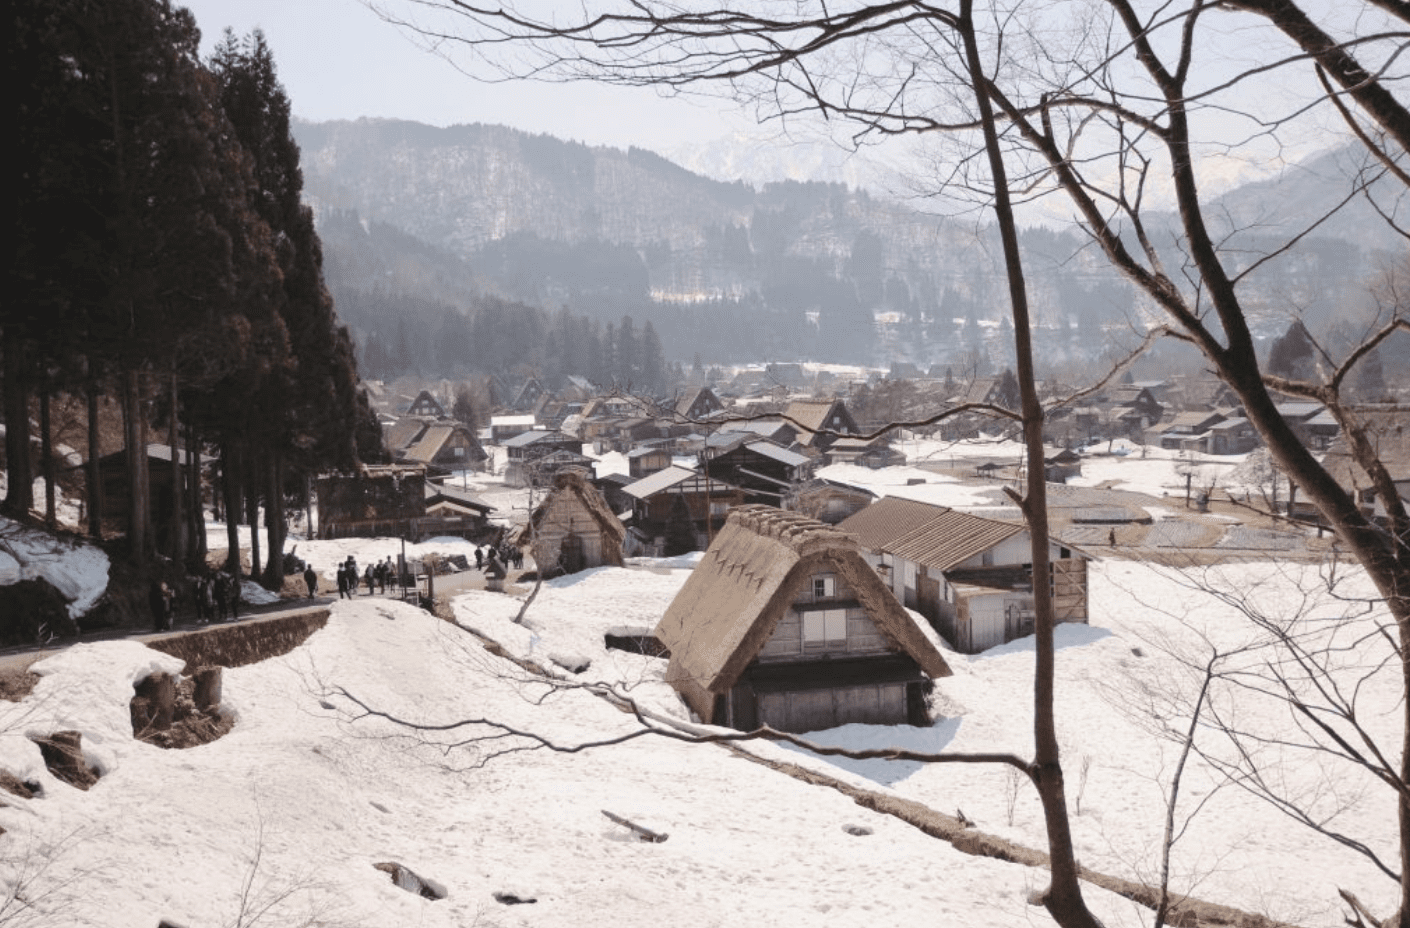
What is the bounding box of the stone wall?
[145,609,330,675]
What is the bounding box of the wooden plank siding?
[756,570,898,663]
[1052,558,1087,623]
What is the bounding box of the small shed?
[1044,448,1083,483]
[517,471,626,576]
[838,496,1088,654]
[654,506,952,733]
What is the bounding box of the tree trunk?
[167,371,184,565]
[220,441,241,576]
[262,452,285,589]
[122,368,149,563]
[186,426,206,569]
[87,376,103,538]
[244,451,260,582]
[40,389,55,530]
[2,329,34,518]
[960,4,1100,925]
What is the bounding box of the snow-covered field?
[0,438,1395,926]
[1,550,1396,927]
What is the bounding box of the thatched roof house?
[654,506,951,733]
[516,471,626,576]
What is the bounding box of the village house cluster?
[299,366,1404,718]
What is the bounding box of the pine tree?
[640,321,666,395]
[1267,320,1316,381]
[211,28,371,584]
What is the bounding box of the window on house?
[453,446,465,458]
[710,501,729,516]
[803,609,848,648]
[813,575,836,599]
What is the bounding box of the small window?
[453,446,465,458]
[803,609,848,647]
[813,575,836,599]
[710,501,729,516]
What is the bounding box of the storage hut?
[518,470,626,576]
[654,506,952,733]
[838,496,1088,654]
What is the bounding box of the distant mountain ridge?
[295,117,1399,370]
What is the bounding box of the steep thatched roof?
[515,470,626,551]
[653,505,951,721]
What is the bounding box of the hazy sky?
[182,0,760,154]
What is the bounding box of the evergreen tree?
[452,385,479,430]
[640,320,666,394]
[1267,320,1316,381]
[616,315,640,386]
[995,368,1020,411]
[211,27,371,583]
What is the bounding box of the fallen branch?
[601,809,668,843]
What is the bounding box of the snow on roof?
[744,441,810,466]
[622,465,734,500]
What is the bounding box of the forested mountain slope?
[296,118,1403,377]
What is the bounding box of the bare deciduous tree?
[367,0,1407,922]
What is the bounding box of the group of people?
[474,544,523,572]
[193,572,242,624]
[152,571,242,631]
[334,556,398,599]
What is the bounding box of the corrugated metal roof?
[623,465,733,499]
[886,510,1024,571]
[424,481,493,512]
[837,497,950,551]
[745,441,809,466]
[503,429,575,447]
[837,496,1023,571]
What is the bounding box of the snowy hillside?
[0,545,1395,926]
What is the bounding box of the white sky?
[182,0,761,153]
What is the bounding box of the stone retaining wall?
[145,609,330,675]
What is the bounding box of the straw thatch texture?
[654,505,950,722]
[517,471,626,573]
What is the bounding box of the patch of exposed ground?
[0,654,43,702]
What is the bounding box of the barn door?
[559,533,584,574]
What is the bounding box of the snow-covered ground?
[1,550,1396,926]
[0,438,1394,926]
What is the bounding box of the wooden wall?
[756,570,897,663]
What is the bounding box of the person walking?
[303,564,318,599]
[194,575,214,623]
[336,563,349,599]
[213,572,229,621]
[227,573,242,621]
[150,580,173,632]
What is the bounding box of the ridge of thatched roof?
[653,505,951,721]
